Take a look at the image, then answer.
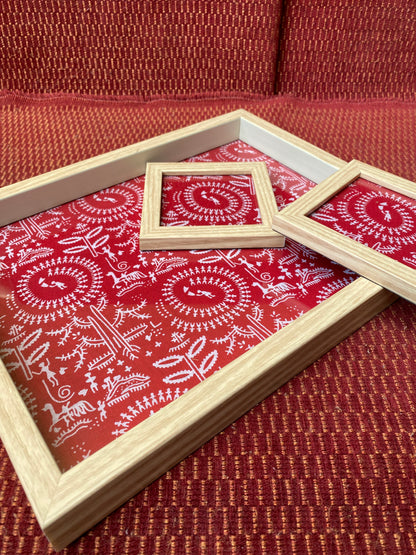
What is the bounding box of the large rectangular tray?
[0,110,395,549]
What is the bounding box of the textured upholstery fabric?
[276,0,416,99]
[2,92,416,187]
[0,0,282,96]
[2,0,415,101]
[1,93,416,553]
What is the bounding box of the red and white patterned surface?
[312,177,416,268]
[161,173,261,226]
[0,141,355,471]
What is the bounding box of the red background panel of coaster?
[312,177,416,269]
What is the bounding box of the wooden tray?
[0,111,395,549]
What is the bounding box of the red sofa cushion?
[2,92,416,186]
[0,0,282,96]
[276,0,416,99]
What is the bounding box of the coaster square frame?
[272,159,416,303]
[140,161,284,250]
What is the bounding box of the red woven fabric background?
[2,92,416,186]
[0,0,281,97]
[2,0,416,101]
[1,93,416,553]
[276,0,416,100]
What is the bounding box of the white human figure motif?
[85,372,99,393]
[33,359,58,387]
[378,202,392,222]
[97,400,107,421]
[238,257,258,273]
[101,245,117,261]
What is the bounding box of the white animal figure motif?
[252,281,296,306]
[106,266,146,288]
[43,400,95,431]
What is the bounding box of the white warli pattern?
[312,178,416,261]
[0,141,356,470]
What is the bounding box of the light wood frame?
[0,112,395,549]
[272,159,416,303]
[140,161,284,250]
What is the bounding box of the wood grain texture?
[0,112,396,549]
[140,161,285,250]
[272,160,416,304]
[0,359,61,520]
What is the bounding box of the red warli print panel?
[311,178,416,269]
[161,174,261,227]
[0,141,355,471]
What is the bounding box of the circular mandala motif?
[155,265,251,331]
[173,180,254,225]
[336,187,416,246]
[8,256,104,323]
[218,141,269,162]
[69,182,142,224]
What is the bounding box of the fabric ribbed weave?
[0,1,282,96]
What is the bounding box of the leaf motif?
[28,342,50,365]
[166,221,189,227]
[91,235,109,249]
[154,354,183,368]
[199,350,218,376]
[58,236,83,245]
[226,249,241,260]
[86,226,103,239]
[198,255,222,264]
[163,368,194,384]
[187,336,206,359]
[312,213,337,223]
[60,245,88,254]
[19,328,43,351]
[229,177,251,188]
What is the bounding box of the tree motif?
[154,336,218,384]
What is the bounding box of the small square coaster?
[140,162,285,250]
[272,160,416,303]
